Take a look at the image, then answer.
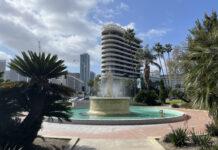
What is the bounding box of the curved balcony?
[102,38,140,50]
[102,43,137,54]
[101,62,133,70]
[102,53,139,63]
[101,67,140,75]
[102,34,142,47]
[102,57,138,66]
[102,48,133,57]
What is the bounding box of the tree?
[163,44,172,87]
[135,44,160,90]
[152,42,165,76]
[87,79,94,96]
[159,79,165,105]
[94,75,100,96]
[167,44,186,88]
[123,28,136,76]
[184,11,218,125]
[121,78,137,97]
[6,51,73,148]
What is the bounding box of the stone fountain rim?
[90,97,130,100]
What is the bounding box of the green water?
[70,107,184,120]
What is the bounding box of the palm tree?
[184,11,218,126]
[165,44,173,88]
[135,45,160,90]
[164,44,172,87]
[152,43,165,76]
[123,28,136,77]
[7,51,73,148]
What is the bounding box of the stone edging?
[44,114,186,125]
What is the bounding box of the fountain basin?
[88,97,130,115]
[45,107,186,125]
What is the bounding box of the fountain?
[47,68,186,125]
[88,68,130,115]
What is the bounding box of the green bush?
[180,102,193,109]
[211,146,218,150]
[206,123,218,137]
[190,129,200,145]
[169,128,189,147]
[198,135,213,150]
[134,90,158,105]
[163,133,173,143]
[190,129,214,150]
[171,104,180,108]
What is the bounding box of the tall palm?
[163,44,172,87]
[123,28,136,77]
[152,43,165,76]
[165,44,173,87]
[8,51,73,148]
[184,11,218,125]
[135,45,160,90]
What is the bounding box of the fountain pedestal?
[88,97,130,115]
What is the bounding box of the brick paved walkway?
[39,107,212,139]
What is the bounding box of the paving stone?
[72,138,165,150]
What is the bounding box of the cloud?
[0,0,114,68]
[122,22,135,29]
[0,50,12,62]
[118,2,129,10]
[138,28,171,39]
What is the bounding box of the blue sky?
[0,0,217,75]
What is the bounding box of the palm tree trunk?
[168,52,173,88]
[163,56,170,88]
[18,94,45,149]
[144,61,150,90]
[158,54,165,79]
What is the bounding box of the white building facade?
[101,24,142,80]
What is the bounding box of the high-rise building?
[0,60,6,80]
[9,70,19,81]
[19,74,27,82]
[50,75,67,86]
[80,53,90,92]
[101,24,143,80]
[90,71,95,80]
[4,70,10,81]
[0,60,6,73]
[66,73,80,91]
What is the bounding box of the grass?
[166,99,184,104]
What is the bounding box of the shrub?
[198,135,213,150]
[190,129,200,145]
[190,129,214,149]
[169,128,189,147]
[211,146,218,150]
[134,90,158,105]
[206,123,218,137]
[163,133,173,143]
[180,102,193,109]
[171,104,180,108]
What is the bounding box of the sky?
[0,0,217,75]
